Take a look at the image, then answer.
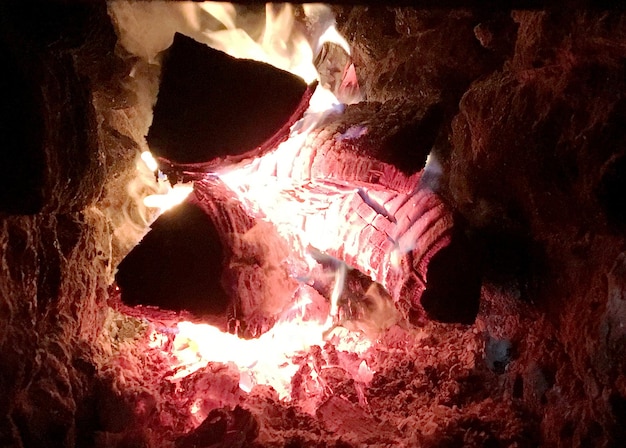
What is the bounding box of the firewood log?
[147,33,312,166]
[115,178,299,337]
[144,98,480,327]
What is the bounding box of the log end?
[147,33,309,165]
[115,201,231,318]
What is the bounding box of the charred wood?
[147,33,311,166]
[116,178,299,337]
[115,200,230,320]
[194,179,299,337]
[157,99,480,325]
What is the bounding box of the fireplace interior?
[1,1,626,447]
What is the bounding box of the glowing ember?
[149,286,372,400]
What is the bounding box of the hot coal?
[147,33,309,166]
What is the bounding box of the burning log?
[117,18,480,332]
[142,93,480,327]
[116,178,299,337]
[147,33,313,167]
[275,100,480,324]
[115,199,230,322]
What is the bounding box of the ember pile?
[2,2,626,447]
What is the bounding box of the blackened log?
[147,33,310,166]
[116,178,299,337]
[115,200,230,319]
[193,179,299,338]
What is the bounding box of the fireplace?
[1,2,626,447]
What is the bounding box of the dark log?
[115,200,230,320]
[147,33,311,166]
[116,178,299,337]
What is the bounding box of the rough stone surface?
[0,2,157,447]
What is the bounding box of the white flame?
[318,25,352,56]
[138,151,193,213]
[111,2,351,84]
[143,184,194,212]
[157,286,371,400]
[140,150,158,172]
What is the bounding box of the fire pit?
[1,2,626,447]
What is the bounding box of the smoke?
[420,151,444,193]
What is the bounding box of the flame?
[139,151,193,212]
[110,1,355,219]
[112,2,374,408]
[194,5,314,83]
[110,2,352,84]
[150,285,372,400]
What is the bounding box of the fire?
[151,285,372,400]
[113,2,378,412]
[139,151,194,212]
[202,3,317,83]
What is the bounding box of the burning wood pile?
[2,2,626,447]
[115,30,481,330]
[106,5,486,443]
